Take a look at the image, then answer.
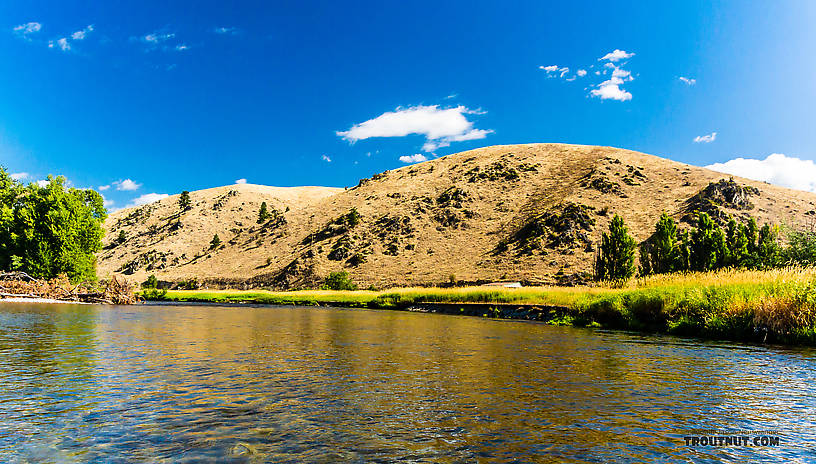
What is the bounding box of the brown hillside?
[97,144,816,288]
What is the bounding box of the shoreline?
[139,267,816,346]
[0,297,91,304]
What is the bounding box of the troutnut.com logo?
[683,430,780,447]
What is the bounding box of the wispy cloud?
[337,104,492,153]
[679,76,696,86]
[235,178,247,184]
[126,193,169,208]
[113,179,142,191]
[48,37,71,52]
[143,32,175,44]
[540,49,636,102]
[694,132,717,143]
[174,44,189,51]
[706,153,816,193]
[399,154,428,164]
[321,154,332,163]
[213,26,239,35]
[98,184,110,191]
[71,25,93,40]
[13,22,42,40]
[10,172,29,181]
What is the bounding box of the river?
[0,302,814,463]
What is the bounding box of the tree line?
[0,169,106,282]
[595,211,816,282]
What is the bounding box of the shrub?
[178,191,191,211]
[210,234,221,249]
[321,271,358,290]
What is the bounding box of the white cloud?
[13,22,41,38]
[679,76,696,86]
[540,65,569,78]
[103,196,115,208]
[49,38,70,51]
[337,105,491,153]
[599,49,634,62]
[213,27,238,35]
[71,25,93,40]
[114,179,141,191]
[577,69,587,77]
[143,32,175,43]
[35,180,49,187]
[127,193,169,208]
[235,178,247,184]
[10,172,29,181]
[175,44,189,51]
[321,154,332,163]
[399,154,428,164]
[590,76,632,101]
[98,184,110,191]
[706,153,816,193]
[694,132,717,143]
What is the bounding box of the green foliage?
[0,169,107,282]
[690,212,726,271]
[784,228,816,266]
[595,214,636,282]
[321,271,358,290]
[178,191,191,211]
[344,207,361,228]
[117,229,127,244]
[142,274,159,289]
[258,201,270,223]
[640,212,680,275]
[210,234,221,249]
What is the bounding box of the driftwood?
[0,273,137,305]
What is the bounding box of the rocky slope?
[97,144,816,288]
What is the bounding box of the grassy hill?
[97,144,816,288]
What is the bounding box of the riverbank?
[143,267,816,345]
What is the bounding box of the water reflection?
[0,303,814,463]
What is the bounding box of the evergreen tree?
[595,214,637,282]
[118,230,127,244]
[676,229,691,271]
[210,233,221,249]
[178,191,191,211]
[258,201,270,223]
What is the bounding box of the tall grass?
[145,267,816,345]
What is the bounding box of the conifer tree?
[690,212,723,271]
[595,214,637,282]
[643,212,680,274]
[178,191,191,212]
[210,233,221,249]
[258,201,270,224]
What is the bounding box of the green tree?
[725,218,750,267]
[258,201,270,223]
[0,171,107,282]
[756,224,780,268]
[178,191,191,211]
[117,229,127,244]
[783,228,816,266]
[210,233,221,249]
[142,274,158,289]
[321,271,358,290]
[595,214,637,282]
[641,212,680,275]
[689,212,726,272]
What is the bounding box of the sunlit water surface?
[0,303,814,463]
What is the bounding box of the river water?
[0,303,814,463]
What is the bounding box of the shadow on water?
[0,302,814,463]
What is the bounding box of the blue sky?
[2,1,816,209]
